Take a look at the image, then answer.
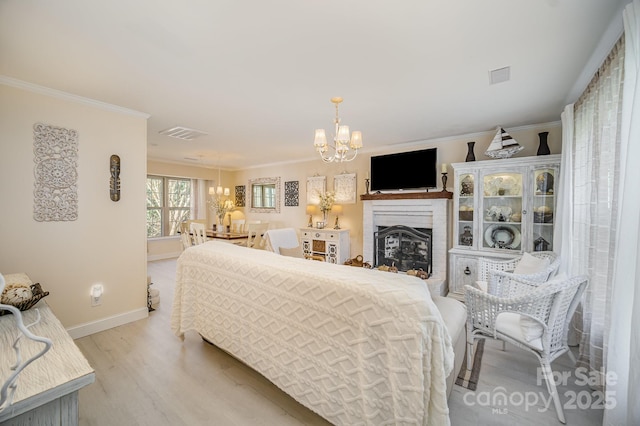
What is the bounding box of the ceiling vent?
[489,66,511,85]
[159,126,208,140]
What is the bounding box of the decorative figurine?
[110,155,121,201]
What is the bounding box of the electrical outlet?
[91,294,102,306]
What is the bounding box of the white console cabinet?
[300,228,350,264]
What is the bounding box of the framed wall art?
[334,172,356,204]
[306,175,326,205]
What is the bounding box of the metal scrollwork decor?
[110,155,121,201]
[33,123,79,221]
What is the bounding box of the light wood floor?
[75,259,604,426]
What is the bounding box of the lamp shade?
[306,205,316,214]
[223,187,230,196]
[216,186,223,195]
[336,125,350,143]
[209,187,216,195]
[350,131,363,149]
[331,204,343,214]
[314,129,327,149]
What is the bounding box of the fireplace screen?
[374,225,432,274]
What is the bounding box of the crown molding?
[0,75,150,119]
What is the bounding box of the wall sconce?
[110,155,121,201]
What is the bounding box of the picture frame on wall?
[333,172,356,204]
[306,176,326,205]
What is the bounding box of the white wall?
[0,80,148,336]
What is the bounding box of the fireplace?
[374,225,432,274]
[362,193,451,295]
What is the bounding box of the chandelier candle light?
[313,97,363,162]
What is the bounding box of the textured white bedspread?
[171,241,454,425]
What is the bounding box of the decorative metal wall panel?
[33,123,79,221]
[284,181,299,206]
[235,185,246,207]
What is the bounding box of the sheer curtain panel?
[557,36,625,390]
[605,1,640,424]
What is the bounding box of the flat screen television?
[370,148,437,191]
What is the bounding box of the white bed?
[171,241,455,425]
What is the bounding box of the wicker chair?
[464,274,588,423]
[477,251,560,284]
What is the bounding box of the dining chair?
[231,219,246,233]
[246,222,269,249]
[190,222,207,245]
[179,222,193,250]
[465,273,589,423]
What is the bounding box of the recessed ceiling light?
[489,66,511,85]
[159,126,208,140]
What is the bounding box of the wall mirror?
[249,176,281,213]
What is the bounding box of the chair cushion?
[513,252,550,275]
[279,245,304,258]
[495,312,543,351]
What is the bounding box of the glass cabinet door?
[482,172,523,251]
[457,173,475,247]
[531,168,557,251]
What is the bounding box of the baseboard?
[147,251,181,261]
[67,307,149,339]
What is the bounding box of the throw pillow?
[513,252,550,275]
[279,245,304,258]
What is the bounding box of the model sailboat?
[484,126,524,159]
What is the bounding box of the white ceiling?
[0,0,626,169]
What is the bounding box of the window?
[146,176,191,238]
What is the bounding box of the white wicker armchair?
[478,251,560,284]
[464,274,588,423]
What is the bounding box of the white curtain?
[191,179,208,220]
[556,36,625,389]
[605,1,640,424]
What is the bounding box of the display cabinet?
[300,228,351,264]
[448,155,560,300]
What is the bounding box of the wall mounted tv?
[370,148,437,191]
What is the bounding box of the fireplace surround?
[362,192,452,295]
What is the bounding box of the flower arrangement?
[208,196,235,226]
[317,191,335,217]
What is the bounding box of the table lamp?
[306,205,315,228]
[331,205,343,229]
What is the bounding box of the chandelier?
[313,97,363,162]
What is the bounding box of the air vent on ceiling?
[489,66,511,85]
[159,126,208,140]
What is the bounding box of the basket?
[459,211,474,221]
[534,212,553,223]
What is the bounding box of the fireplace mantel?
[361,191,452,201]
